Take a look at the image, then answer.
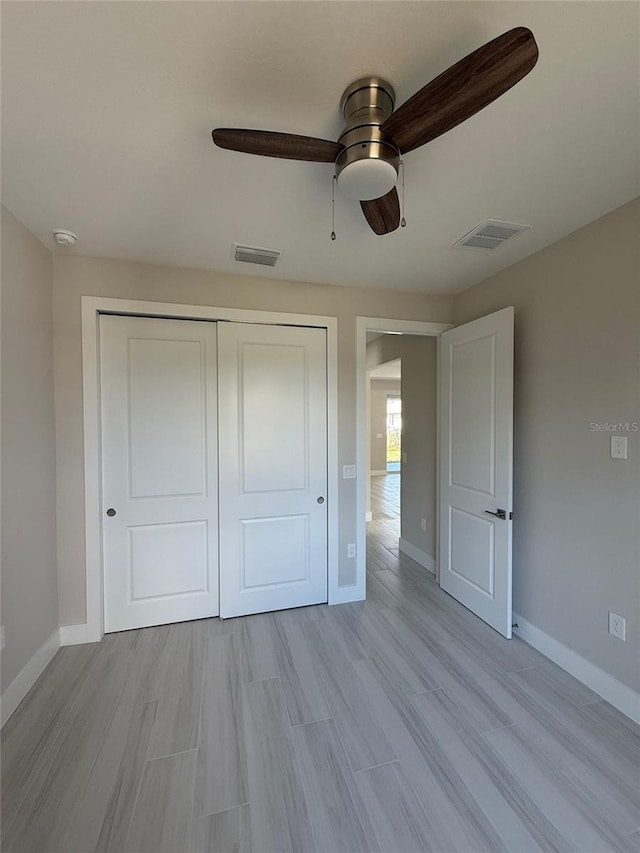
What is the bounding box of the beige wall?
[454,198,640,692]
[369,379,400,473]
[53,255,453,625]
[4,197,636,698]
[367,335,438,562]
[1,208,58,691]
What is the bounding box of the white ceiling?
[2,2,639,295]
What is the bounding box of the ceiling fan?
[212,27,538,236]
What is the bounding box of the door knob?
[484,508,506,520]
[317,496,325,504]
[106,508,117,517]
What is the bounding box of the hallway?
[367,471,400,572]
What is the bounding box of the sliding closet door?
[217,321,328,618]
[100,314,219,632]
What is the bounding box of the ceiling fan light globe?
[336,158,398,201]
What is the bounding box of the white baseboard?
[1,628,61,727]
[365,511,373,522]
[398,538,435,575]
[370,469,388,477]
[59,623,100,646]
[513,612,640,724]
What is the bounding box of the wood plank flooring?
[2,475,639,852]
[370,472,400,521]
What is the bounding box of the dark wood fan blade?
[382,27,539,153]
[360,188,400,235]
[212,129,342,163]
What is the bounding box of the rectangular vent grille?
[453,219,531,251]
[233,244,280,266]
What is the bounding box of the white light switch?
[611,436,627,459]
[342,464,356,479]
[376,433,383,439]
[401,452,407,463]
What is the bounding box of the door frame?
[355,316,453,597]
[81,296,339,642]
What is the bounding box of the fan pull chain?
[331,175,337,240]
[400,160,406,228]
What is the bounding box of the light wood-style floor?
[370,470,400,522]
[3,475,640,852]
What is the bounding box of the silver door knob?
[317,496,325,504]
[106,508,117,517]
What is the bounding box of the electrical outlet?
[420,518,427,531]
[402,452,407,463]
[342,464,356,479]
[610,436,628,459]
[0,625,5,651]
[608,611,626,641]
[347,543,356,559]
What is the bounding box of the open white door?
[100,315,219,632]
[218,322,328,618]
[439,307,513,638]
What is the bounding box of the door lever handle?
[484,508,507,520]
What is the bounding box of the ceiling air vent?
[233,244,281,267]
[453,220,531,251]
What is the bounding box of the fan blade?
[212,128,342,163]
[360,188,400,235]
[382,27,538,153]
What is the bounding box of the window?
[387,396,401,465]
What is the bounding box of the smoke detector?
[453,220,531,250]
[53,229,78,247]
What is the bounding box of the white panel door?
[100,315,219,632]
[218,322,328,618]
[439,307,514,637]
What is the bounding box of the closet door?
[218,322,328,617]
[100,315,219,632]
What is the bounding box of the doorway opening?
[367,355,402,568]
[365,330,439,583]
[356,310,515,641]
[356,317,452,601]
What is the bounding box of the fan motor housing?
[335,77,400,200]
[339,76,395,126]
